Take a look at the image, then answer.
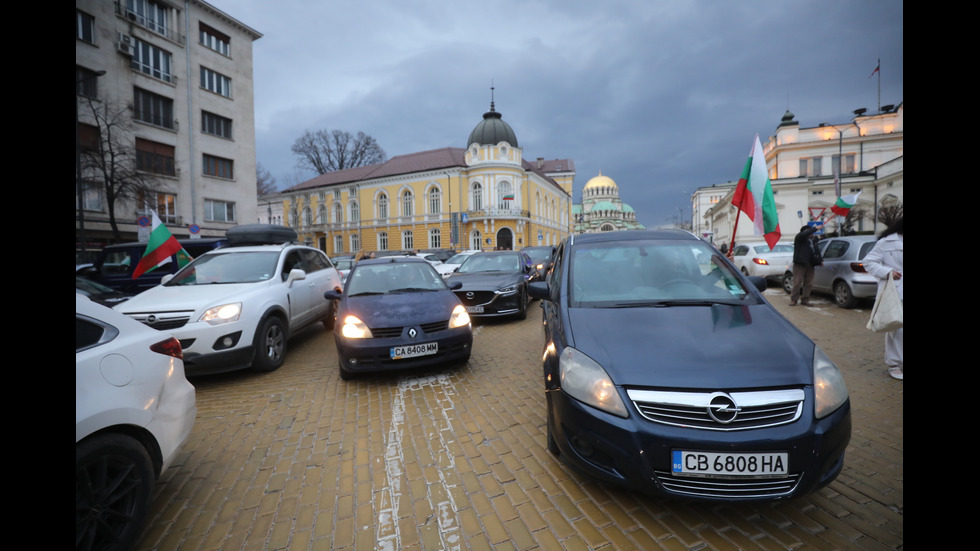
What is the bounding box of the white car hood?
[115,282,265,314]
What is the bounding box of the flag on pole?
[868,60,880,78]
[830,191,862,217]
[732,135,781,249]
[131,212,191,279]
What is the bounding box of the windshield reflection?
[167,252,280,286]
[347,263,446,296]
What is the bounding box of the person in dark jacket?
[789,218,829,306]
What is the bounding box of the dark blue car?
[528,229,851,501]
[324,257,473,380]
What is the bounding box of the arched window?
[378,193,388,220]
[334,235,343,253]
[470,229,482,251]
[402,190,414,217]
[350,234,360,252]
[349,200,359,223]
[378,231,388,251]
[497,181,514,209]
[318,205,327,225]
[471,182,482,211]
[303,207,313,226]
[429,228,441,249]
[402,230,413,250]
[428,187,441,214]
[333,203,342,224]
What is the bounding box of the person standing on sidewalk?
[789,218,829,306]
[863,217,903,380]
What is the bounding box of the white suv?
[115,227,342,375]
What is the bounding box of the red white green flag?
[732,135,781,249]
[830,191,862,217]
[131,212,191,279]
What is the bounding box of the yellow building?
[280,102,574,255]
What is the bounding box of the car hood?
[566,303,813,389]
[447,272,522,290]
[343,290,461,327]
[115,282,264,313]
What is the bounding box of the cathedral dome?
[584,172,618,190]
[467,102,518,148]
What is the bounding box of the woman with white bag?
[863,217,903,380]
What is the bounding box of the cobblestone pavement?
[136,287,903,551]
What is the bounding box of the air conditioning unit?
[117,33,135,56]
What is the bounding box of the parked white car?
[436,250,482,278]
[115,226,342,375]
[731,242,794,281]
[76,293,196,550]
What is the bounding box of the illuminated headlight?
[200,302,241,325]
[536,263,544,270]
[813,346,849,418]
[449,305,471,329]
[340,315,373,339]
[559,347,628,418]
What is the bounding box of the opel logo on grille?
[146,315,158,325]
[466,292,475,299]
[707,393,740,424]
[408,328,417,339]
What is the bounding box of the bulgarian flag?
[131,212,191,279]
[732,135,781,249]
[831,191,862,217]
[502,194,514,201]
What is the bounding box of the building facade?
[572,172,645,233]
[280,103,575,256]
[702,103,903,248]
[76,0,261,250]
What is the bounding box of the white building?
[76,0,261,248]
[702,103,903,248]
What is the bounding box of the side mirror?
[286,268,307,286]
[528,281,549,300]
[323,289,342,300]
[448,281,462,290]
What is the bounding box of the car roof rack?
[225,224,298,247]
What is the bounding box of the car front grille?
[125,312,192,330]
[454,290,496,306]
[653,470,801,499]
[626,389,804,431]
[370,320,450,339]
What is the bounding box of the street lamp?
[76,69,106,254]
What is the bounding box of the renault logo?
[707,393,740,424]
[408,328,417,339]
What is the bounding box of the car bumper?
[453,289,524,317]
[145,359,197,471]
[335,327,473,374]
[547,388,851,502]
[170,320,256,375]
[848,277,880,298]
[749,264,789,279]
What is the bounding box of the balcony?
[466,208,530,221]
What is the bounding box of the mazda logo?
[706,393,740,423]
[466,292,474,299]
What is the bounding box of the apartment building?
[76,0,261,250]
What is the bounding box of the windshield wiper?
[389,287,437,293]
[610,299,741,308]
[349,291,385,297]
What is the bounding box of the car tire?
[546,407,560,456]
[76,433,155,551]
[833,280,858,308]
[252,316,286,372]
[516,289,528,320]
[339,359,354,381]
[782,271,793,294]
[322,299,337,330]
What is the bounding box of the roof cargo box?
[226,224,297,245]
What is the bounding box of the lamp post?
[76,70,106,254]
[819,122,850,200]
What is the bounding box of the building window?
[334,236,343,254]
[289,208,299,227]
[303,207,313,227]
[799,157,822,177]
[497,181,514,209]
[471,230,482,251]
[378,231,388,251]
[402,231,413,250]
[350,234,360,252]
[76,66,101,98]
[472,183,482,211]
[378,193,388,220]
[333,203,343,224]
[202,154,233,179]
[402,190,414,217]
[133,87,174,129]
[832,154,857,175]
[135,138,175,176]
[140,191,177,223]
[428,187,441,214]
[77,10,95,43]
[204,199,236,222]
[79,181,102,212]
[125,0,171,37]
[200,67,231,97]
[132,39,173,83]
[349,201,359,223]
[199,23,230,56]
[429,228,441,249]
[201,111,232,138]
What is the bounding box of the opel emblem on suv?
[707,393,740,424]
[408,328,417,339]
[466,292,475,299]
[146,315,158,325]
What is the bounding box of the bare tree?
[291,129,387,174]
[78,96,156,241]
[877,202,903,228]
[256,162,278,196]
[839,206,869,235]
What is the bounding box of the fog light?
[348,357,358,365]
[212,331,242,351]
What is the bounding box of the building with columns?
[572,172,645,233]
[280,102,575,255]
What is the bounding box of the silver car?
[782,235,878,308]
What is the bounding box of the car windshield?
[524,248,553,262]
[445,253,473,264]
[457,253,520,273]
[166,251,280,286]
[753,244,793,254]
[347,262,446,296]
[570,240,752,307]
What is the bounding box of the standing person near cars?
[863,217,903,380]
[789,218,829,306]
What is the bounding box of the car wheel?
[833,280,858,308]
[546,406,560,456]
[76,433,155,551]
[322,299,337,330]
[516,289,528,320]
[339,359,354,381]
[782,271,793,294]
[252,316,286,372]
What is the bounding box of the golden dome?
[584,172,618,189]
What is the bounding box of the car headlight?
[559,347,629,418]
[340,315,373,339]
[496,284,517,294]
[200,302,242,325]
[813,346,849,418]
[449,305,471,329]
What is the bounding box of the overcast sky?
[207,0,903,229]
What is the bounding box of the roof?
[287,148,467,191]
[467,103,518,148]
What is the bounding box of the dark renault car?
[447,250,534,319]
[528,229,851,501]
[324,257,473,380]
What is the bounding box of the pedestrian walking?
[863,217,903,380]
[789,218,829,306]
